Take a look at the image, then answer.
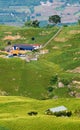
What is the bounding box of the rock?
[58,82,64,88]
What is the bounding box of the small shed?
[46,106,67,113]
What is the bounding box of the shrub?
[50,75,58,85]
[47,87,54,92]
[60,78,70,86]
[45,109,53,115]
[54,111,72,117]
[66,111,72,117]
[27,111,38,116]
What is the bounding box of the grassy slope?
[0,25,80,99]
[0,96,80,130]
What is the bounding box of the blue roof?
[49,106,67,113]
[14,44,34,50]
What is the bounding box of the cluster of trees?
[25,15,61,27]
[25,20,40,27]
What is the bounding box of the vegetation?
[49,15,61,25]
[0,97,79,130]
[0,25,80,99]
[25,20,40,27]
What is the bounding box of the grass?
[0,25,80,99]
[0,96,80,130]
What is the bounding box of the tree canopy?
[25,20,40,27]
[49,15,61,25]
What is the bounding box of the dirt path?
[42,27,63,48]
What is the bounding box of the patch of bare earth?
[69,30,80,34]
[67,67,80,73]
[63,44,72,47]
[0,90,8,96]
[4,32,12,34]
[52,46,59,49]
[54,37,67,42]
[3,35,21,40]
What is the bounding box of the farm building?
[12,44,42,51]
[45,106,67,114]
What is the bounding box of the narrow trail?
[42,27,63,48]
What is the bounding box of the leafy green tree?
[25,20,40,27]
[32,20,40,27]
[49,15,61,25]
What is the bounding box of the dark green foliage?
[54,111,72,117]
[47,86,54,92]
[7,41,11,45]
[66,111,72,117]
[49,15,61,24]
[45,109,53,115]
[32,20,40,27]
[50,75,58,85]
[27,111,38,116]
[25,20,40,27]
[60,78,71,86]
[45,109,72,117]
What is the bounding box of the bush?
[66,111,72,117]
[45,109,53,115]
[27,111,38,116]
[45,110,72,117]
[50,75,58,85]
[60,78,70,86]
[54,111,72,117]
[47,87,54,92]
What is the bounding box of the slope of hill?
[0,96,80,130]
[0,25,80,99]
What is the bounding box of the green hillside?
[0,96,80,130]
[0,25,80,99]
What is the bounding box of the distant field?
[0,25,80,99]
[0,96,80,130]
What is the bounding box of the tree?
[32,20,40,27]
[49,15,61,25]
[25,20,40,27]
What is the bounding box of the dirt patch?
[67,67,80,73]
[75,52,80,54]
[39,31,51,36]
[63,44,72,47]
[72,80,80,85]
[3,35,21,40]
[0,90,8,96]
[52,46,59,49]
[69,30,80,34]
[54,37,67,42]
[4,32,12,34]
